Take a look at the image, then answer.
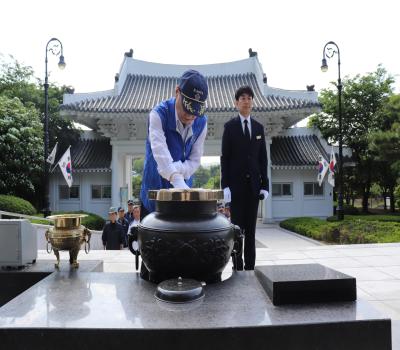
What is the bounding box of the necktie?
[244,119,250,141]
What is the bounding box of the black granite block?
[0,321,392,350]
[255,263,357,305]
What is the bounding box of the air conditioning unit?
[0,219,37,267]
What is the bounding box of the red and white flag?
[328,146,336,187]
[317,155,329,186]
[58,146,73,187]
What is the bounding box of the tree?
[131,175,142,200]
[380,94,400,130]
[132,157,144,175]
[369,106,400,212]
[0,96,43,199]
[0,55,80,208]
[192,165,211,188]
[203,174,221,189]
[309,66,395,213]
[0,56,80,153]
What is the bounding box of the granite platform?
[0,271,391,350]
[0,260,103,307]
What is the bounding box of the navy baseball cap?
[178,70,208,117]
[117,206,124,212]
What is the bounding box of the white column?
[263,138,273,223]
[125,155,132,202]
[81,174,87,213]
[78,174,83,212]
[111,143,119,207]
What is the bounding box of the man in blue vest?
[140,69,209,217]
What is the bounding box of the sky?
[1,0,398,95]
[1,0,399,165]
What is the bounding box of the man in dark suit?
[221,85,269,270]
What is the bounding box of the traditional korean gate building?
[53,51,333,222]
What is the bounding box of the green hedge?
[343,204,360,215]
[327,214,400,223]
[280,216,400,244]
[0,195,36,215]
[54,210,105,230]
[280,217,335,242]
[81,212,105,230]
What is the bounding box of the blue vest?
[140,98,207,213]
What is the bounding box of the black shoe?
[233,260,244,271]
[232,265,244,271]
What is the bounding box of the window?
[59,185,80,200]
[102,186,111,198]
[91,185,111,199]
[304,182,324,196]
[272,183,292,197]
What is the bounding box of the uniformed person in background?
[102,207,125,250]
[117,207,129,248]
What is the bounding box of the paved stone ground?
[35,223,400,348]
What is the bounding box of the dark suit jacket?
[221,116,268,197]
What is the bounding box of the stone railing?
[0,210,53,223]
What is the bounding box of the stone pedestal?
[0,271,391,350]
[255,263,357,305]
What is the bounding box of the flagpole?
[43,38,66,218]
[321,41,344,220]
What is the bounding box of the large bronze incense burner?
[129,189,242,284]
[45,214,91,268]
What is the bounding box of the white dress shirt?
[149,108,207,181]
[239,114,252,138]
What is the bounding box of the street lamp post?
[321,41,344,220]
[43,38,66,218]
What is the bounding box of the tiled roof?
[56,139,111,172]
[55,135,329,173]
[271,135,329,168]
[61,73,319,114]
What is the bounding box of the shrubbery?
[279,217,333,241]
[280,216,400,244]
[343,204,359,215]
[80,212,105,230]
[0,194,36,215]
[55,210,105,230]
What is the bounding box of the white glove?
[223,187,231,203]
[259,189,269,200]
[170,173,189,189]
[173,160,189,180]
[173,160,183,174]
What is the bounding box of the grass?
[280,215,400,244]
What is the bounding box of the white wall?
[271,168,333,221]
[50,172,112,218]
[110,140,147,208]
